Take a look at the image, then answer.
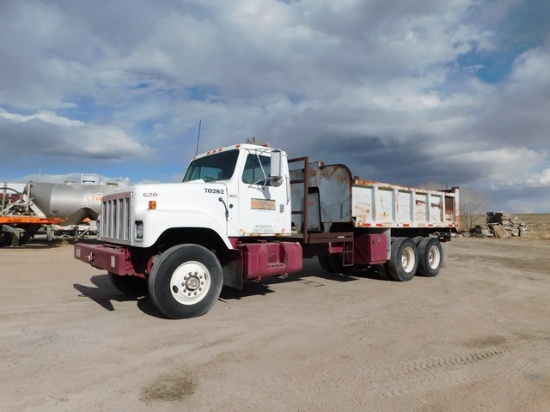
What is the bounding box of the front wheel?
[148,244,223,319]
[387,237,418,282]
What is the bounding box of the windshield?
[182,149,239,182]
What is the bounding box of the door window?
[242,154,271,185]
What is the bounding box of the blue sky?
[1,0,549,212]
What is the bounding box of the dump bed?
[352,178,459,229]
[289,158,459,234]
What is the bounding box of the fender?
[136,208,233,249]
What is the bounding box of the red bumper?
[74,243,131,275]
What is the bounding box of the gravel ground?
[1,237,550,411]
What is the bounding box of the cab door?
[237,150,289,236]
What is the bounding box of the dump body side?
[352,178,459,230]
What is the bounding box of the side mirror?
[270,150,284,187]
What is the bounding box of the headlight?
[135,221,144,241]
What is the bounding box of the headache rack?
[288,157,354,257]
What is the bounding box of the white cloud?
[0,0,549,211]
[448,147,550,196]
[527,168,550,186]
[0,109,152,159]
[1,111,84,127]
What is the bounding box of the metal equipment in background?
[1,180,116,246]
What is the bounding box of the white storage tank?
[24,182,113,225]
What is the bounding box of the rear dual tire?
[386,237,443,281]
[416,237,443,277]
[387,237,418,282]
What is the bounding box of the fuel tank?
[24,182,113,226]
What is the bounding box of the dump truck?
[74,142,459,318]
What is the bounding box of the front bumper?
[74,243,131,275]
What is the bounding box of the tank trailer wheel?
[0,228,14,247]
[148,244,223,319]
[387,237,418,282]
[108,272,148,297]
[417,237,443,277]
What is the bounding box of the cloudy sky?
[1,0,549,212]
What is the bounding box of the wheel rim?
[169,260,211,305]
[401,246,416,272]
[428,245,441,269]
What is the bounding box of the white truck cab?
[97,143,290,248]
[182,144,290,238]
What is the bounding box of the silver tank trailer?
[24,182,112,226]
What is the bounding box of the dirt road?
[2,237,550,411]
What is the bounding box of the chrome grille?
[101,193,132,243]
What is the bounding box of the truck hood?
[100,180,231,248]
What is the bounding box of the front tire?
[148,244,223,319]
[387,237,418,282]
